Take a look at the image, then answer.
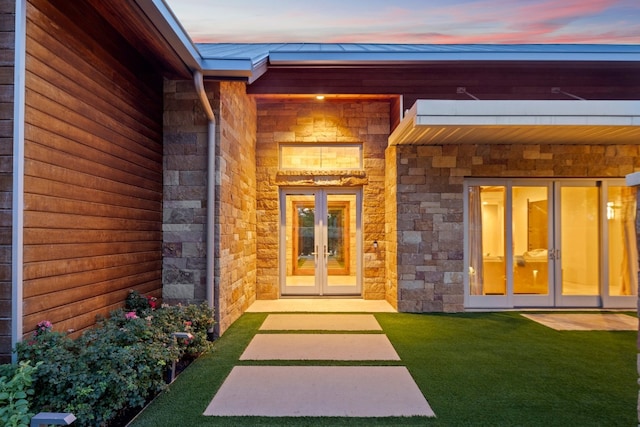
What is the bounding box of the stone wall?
[395,144,640,312]
[216,82,257,333]
[384,145,398,308]
[163,80,210,305]
[163,80,257,335]
[255,100,389,300]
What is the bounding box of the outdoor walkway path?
[203,311,435,418]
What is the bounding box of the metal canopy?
[388,100,640,146]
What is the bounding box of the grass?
[129,312,636,426]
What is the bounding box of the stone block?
[402,231,422,244]
[398,279,425,290]
[162,242,182,257]
[432,156,456,168]
[163,284,195,300]
[398,300,422,312]
[422,300,443,312]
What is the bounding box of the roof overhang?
[268,49,640,66]
[389,100,640,146]
[193,43,640,83]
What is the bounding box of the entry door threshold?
[246,299,396,313]
[280,295,362,299]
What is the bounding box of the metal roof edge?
[134,0,204,72]
[269,51,640,65]
[413,100,640,117]
[198,57,268,82]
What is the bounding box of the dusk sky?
[165,0,640,44]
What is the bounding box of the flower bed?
[13,292,215,427]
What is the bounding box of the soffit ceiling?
[389,100,640,145]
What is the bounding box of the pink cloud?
[176,0,640,44]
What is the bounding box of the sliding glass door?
[465,179,637,309]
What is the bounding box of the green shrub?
[152,303,215,357]
[0,360,41,427]
[15,301,215,427]
[125,290,157,317]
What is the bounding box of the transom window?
[279,144,363,170]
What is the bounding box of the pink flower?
[34,320,53,337]
[37,320,52,329]
[125,311,138,320]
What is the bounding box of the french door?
[465,179,637,309]
[280,188,362,296]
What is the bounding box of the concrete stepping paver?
[240,333,400,360]
[259,314,382,331]
[522,313,637,330]
[205,312,435,418]
[203,366,435,417]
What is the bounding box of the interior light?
[316,95,325,100]
[607,202,615,220]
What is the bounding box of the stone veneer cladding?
[384,145,398,308]
[163,80,256,334]
[395,144,640,312]
[255,100,389,301]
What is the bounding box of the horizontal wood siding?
[247,65,640,107]
[23,0,163,337]
[0,0,13,362]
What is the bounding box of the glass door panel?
[512,185,553,306]
[603,184,638,307]
[467,185,510,307]
[556,183,600,306]
[282,193,319,294]
[280,189,361,296]
[325,193,359,294]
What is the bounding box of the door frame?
[511,180,554,308]
[553,180,601,308]
[279,187,362,296]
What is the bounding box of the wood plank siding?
[0,0,14,362]
[22,0,163,337]
[247,65,640,107]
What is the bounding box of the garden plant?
[8,291,214,427]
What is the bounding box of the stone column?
[624,172,640,426]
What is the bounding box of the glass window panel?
[560,187,599,295]
[285,195,316,288]
[469,186,506,295]
[280,144,362,170]
[512,187,549,295]
[326,194,357,288]
[608,186,638,296]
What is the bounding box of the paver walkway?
[521,312,637,330]
[204,313,435,418]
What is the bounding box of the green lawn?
[130,312,636,426]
